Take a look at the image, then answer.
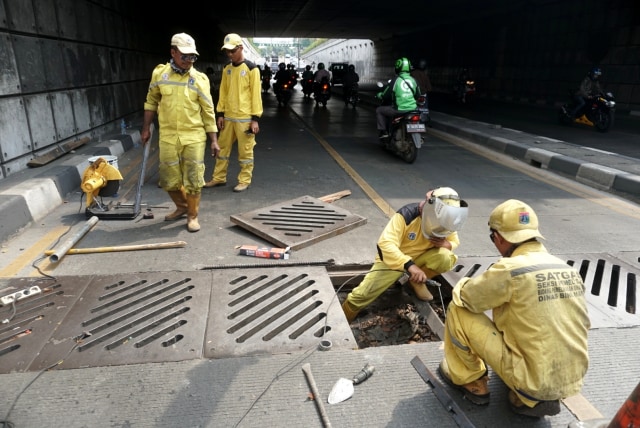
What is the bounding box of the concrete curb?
[429,116,640,199]
[0,131,140,244]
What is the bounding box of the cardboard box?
[238,245,290,260]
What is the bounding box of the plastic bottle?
[120,119,126,135]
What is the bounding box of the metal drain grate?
[230,195,367,250]
[0,268,355,373]
[205,266,355,358]
[440,253,639,329]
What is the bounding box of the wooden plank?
[27,137,90,167]
[318,189,351,203]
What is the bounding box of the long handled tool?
[44,241,187,256]
[301,363,332,428]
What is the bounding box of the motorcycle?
[558,91,615,132]
[302,78,314,98]
[377,81,428,164]
[344,83,360,109]
[314,78,331,107]
[261,73,271,94]
[455,79,476,104]
[274,79,293,107]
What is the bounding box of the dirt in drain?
[338,286,449,349]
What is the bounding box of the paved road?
[0,86,639,427]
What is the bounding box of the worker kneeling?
[342,187,468,322]
[439,199,590,417]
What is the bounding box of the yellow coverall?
[212,60,263,186]
[444,240,590,406]
[143,63,217,193]
[345,203,459,311]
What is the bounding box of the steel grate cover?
[0,268,355,373]
[230,195,367,250]
[205,266,356,358]
[440,253,639,329]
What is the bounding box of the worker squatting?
[536,270,585,302]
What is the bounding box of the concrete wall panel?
[3,0,36,33]
[0,98,30,161]
[24,93,56,150]
[0,33,20,96]
[41,39,68,91]
[71,89,91,131]
[13,35,46,93]
[62,42,85,86]
[0,0,7,31]
[33,0,60,36]
[51,92,76,140]
[56,0,80,40]
[86,86,113,128]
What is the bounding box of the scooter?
[261,73,271,94]
[558,91,615,132]
[344,83,359,109]
[377,82,428,164]
[314,77,331,107]
[455,79,476,105]
[274,79,293,107]
[302,78,314,98]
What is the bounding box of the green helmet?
[395,57,411,74]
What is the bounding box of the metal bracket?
[410,356,476,428]
[1,286,42,306]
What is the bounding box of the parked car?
[329,62,349,86]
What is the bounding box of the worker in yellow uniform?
[204,33,263,193]
[141,33,219,233]
[342,187,469,322]
[439,199,590,418]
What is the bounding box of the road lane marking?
[0,226,69,277]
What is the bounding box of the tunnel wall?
[0,0,638,179]
[0,0,224,179]
[304,0,639,112]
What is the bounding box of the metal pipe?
[49,216,99,263]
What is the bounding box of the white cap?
[171,33,199,55]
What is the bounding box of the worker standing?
[140,33,220,233]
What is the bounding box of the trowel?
[327,363,375,404]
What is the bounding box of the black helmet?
[305,65,311,71]
[589,67,602,80]
[417,59,427,70]
[394,57,411,74]
[278,62,286,70]
[318,62,325,70]
[348,64,355,71]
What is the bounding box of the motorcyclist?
[287,63,298,88]
[342,64,360,102]
[273,62,290,93]
[313,62,331,97]
[375,57,419,139]
[410,58,432,94]
[457,67,470,103]
[260,64,272,93]
[301,65,314,97]
[567,67,603,118]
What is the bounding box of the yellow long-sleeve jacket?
[216,60,263,121]
[143,63,217,143]
[452,240,590,400]
[376,203,460,270]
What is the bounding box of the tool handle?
[352,363,375,385]
[302,363,332,428]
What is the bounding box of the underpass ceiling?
[160,0,537,41]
